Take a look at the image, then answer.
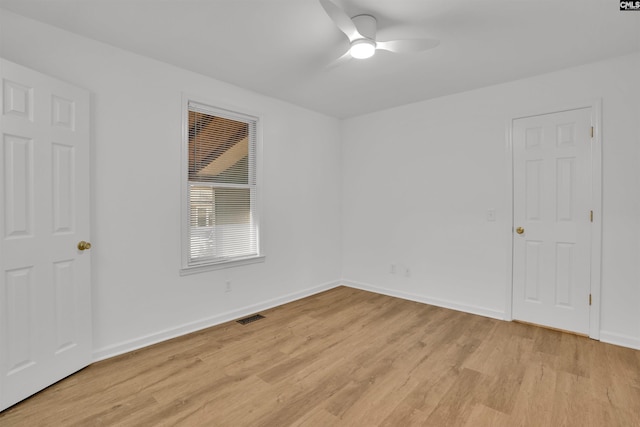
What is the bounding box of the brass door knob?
[515,227,525,235]
[77,241,92,251]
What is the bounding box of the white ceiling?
[1,0,639,118]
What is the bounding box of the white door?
[0,59,92,411]
[512,107,592,335]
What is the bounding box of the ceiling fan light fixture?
[350,39,376,59]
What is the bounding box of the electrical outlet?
[225,281,232,293]
[487,209,496,222]
[404,267,411,277]
[390,263,396,274]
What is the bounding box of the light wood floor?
[1,286,639,426]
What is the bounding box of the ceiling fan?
[319,0,440,61]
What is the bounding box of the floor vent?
[236,314,265,325]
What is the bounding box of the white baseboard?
[342,279,505,321]
[92,278,640,362]
[599,331,640,350]
[92,280,342,362]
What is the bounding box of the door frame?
[504,99,602,339]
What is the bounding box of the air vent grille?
[236,314,265,325]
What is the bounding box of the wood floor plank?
[1,286,639,426]
[463,404,512,427]
[508,352,558,427]
[334,308,462,425]
[379,402,428,427]
[288,406,341,427]
[423,367,486,425]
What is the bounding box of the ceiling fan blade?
[325,50,352,70]
[319,0,363,42]
[376,38,440,54]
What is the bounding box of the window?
[181,100,263,273]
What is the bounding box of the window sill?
[180,255,265,276]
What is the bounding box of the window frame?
[180,95,264,275]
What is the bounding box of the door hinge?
[590,210,593,222]
[589,293,592,306]
[590,126,594,138]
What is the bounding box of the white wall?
[342,53,640,349]
[0,11,343,359]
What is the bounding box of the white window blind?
[186,101,259,266]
